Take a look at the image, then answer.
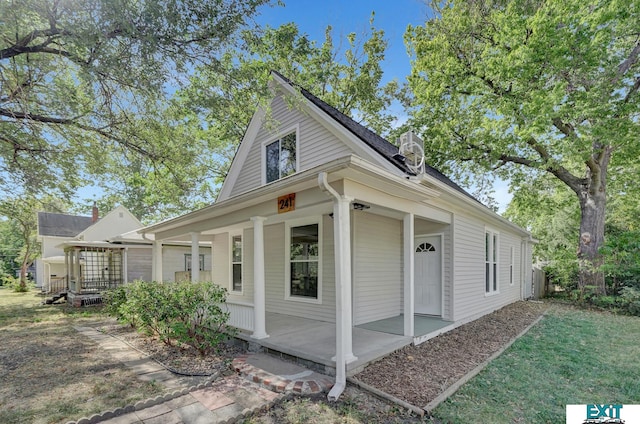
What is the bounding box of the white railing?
[224,301,254,331]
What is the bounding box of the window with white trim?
[184,254,204,272]
[265,132,297,183]
[286,219,321,301]
[510,246,515,285]
[485,230,499,294]
[231,234,242,292]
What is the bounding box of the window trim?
[184,253,205,272]
[261,125,300,185]
[485,228,500,296]
[509,246,515,286]
[230,232,243,294]
[284,216,322,304]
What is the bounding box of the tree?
[175,18,403,185]
[406,0,640,294]
[0,0,271,198]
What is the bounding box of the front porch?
[236,312,452,375]
[64,245,127,306]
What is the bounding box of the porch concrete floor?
[238,313,452,375]
[356,314,451,337]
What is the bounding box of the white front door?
[414,235,442,315]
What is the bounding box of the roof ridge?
[271,71,480,203]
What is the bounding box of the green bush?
[103,280,235,354]
[620,287,640,316]
[2,275,32,292]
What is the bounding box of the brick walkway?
[72,326,285,424]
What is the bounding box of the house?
[37,205,213,306]
[36,207,97,292]
[139,71,534,400]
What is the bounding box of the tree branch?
[612,41,640,85]
[552,117,576,138]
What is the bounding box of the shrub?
[620,287,640,316]
[102,280,235,354]
[2,275,32,292]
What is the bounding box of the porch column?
[190,232,200,282]
[64,250,69,291]
[403,213,415,337]
[209,235,216,274]
[251,216,269,339]
[122,248,128,284]
[334,195,356,363]
[73,248,81,293]
[152,241,163,282]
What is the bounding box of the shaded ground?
[354,301,548,408]
[0,290,165,424]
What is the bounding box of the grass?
[428,305,640,423]
[0,287,164,424]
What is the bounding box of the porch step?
[233,353,334,395]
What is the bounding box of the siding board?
[353,212,402,325]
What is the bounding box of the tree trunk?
[577,189,606,294]
[574,146,610,295]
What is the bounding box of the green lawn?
[429,305,640,423]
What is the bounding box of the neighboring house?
[37,205,212,306]
[36,209,96,291]
[140,71,535,399]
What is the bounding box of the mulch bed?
[99,323,242,376]
[354,301,548,408]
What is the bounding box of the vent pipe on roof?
[92,202,99,223]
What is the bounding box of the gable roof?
[75,205,142,241]
[37,212,94,237]
[270,71,476,201]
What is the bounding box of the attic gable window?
[265,132,297,183]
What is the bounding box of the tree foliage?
[0,195,67,289]
[0,0,271,201]
[175,18,403,188]
[406,0,640,293]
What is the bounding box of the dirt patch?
[98,323,242,376]
[354,301,548,408]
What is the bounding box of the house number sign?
[277,193,296,213]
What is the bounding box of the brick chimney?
[92,202,99,223]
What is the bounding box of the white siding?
[161,245,212,282]
[230,95,352,197]
[353,212,402,325]
[452,212,523,322]
[127,248,152,282]
[264,216,336,322]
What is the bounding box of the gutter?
[318,171,346,401]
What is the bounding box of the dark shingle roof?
[271,71,476,200]
[38,212,94,237]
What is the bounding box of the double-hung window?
[231,234,242,292]
[286,219,321,302]
[265,131,297,183]
[485,230,499,294]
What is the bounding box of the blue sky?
[255,0,432,86]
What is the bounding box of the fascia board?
[423,176,531,237]
[217,106,267,202]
